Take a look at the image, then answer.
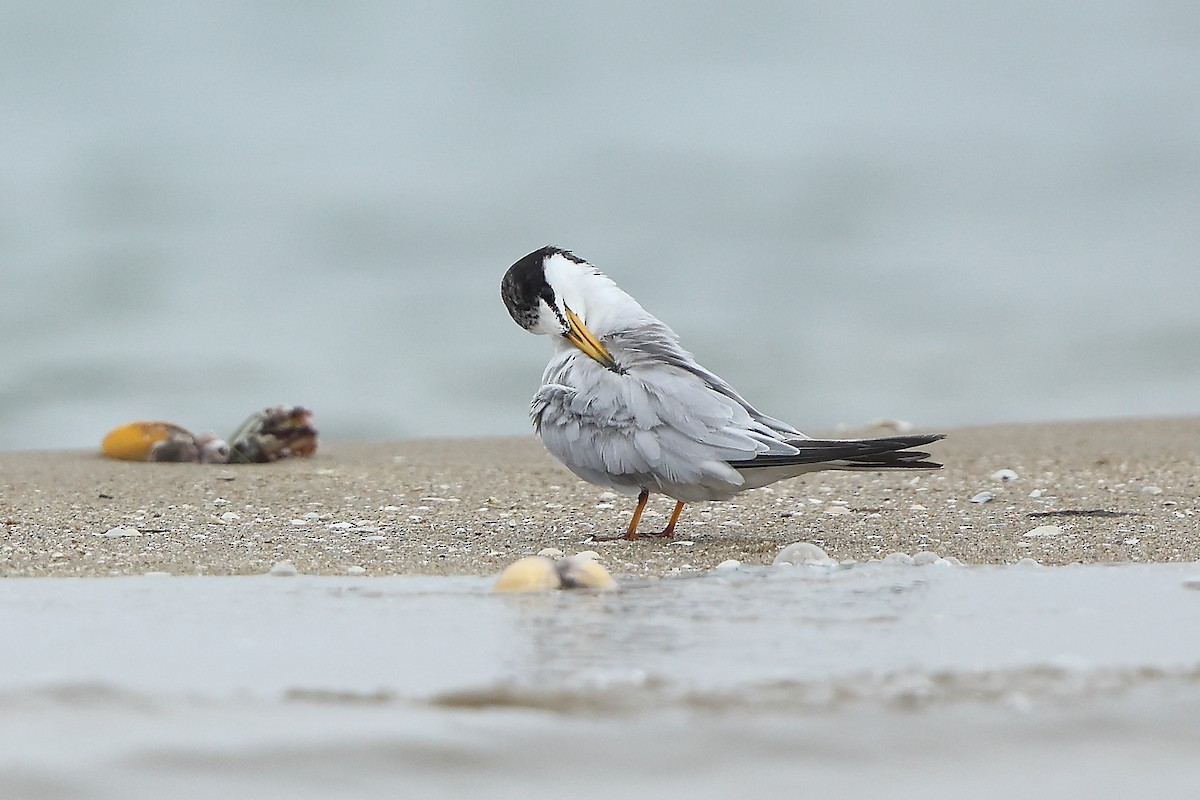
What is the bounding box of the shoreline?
[2,417,1198,578]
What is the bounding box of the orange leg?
[591,489,650,541]
[641,500,685,538]
[663,500,685,536]
[624,489,651,539]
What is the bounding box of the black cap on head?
[501,246,576,329]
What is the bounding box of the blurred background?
[2,1,1197,451]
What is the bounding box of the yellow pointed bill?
[563,307,619,370]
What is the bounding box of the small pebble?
[670,540,695,546]
[773,542,836,567]
[990,469,1019,481]
[825,505,851,516]
[537,547,565,558]
[268,560,299,577]
[1024,525,1063,538]
[346,565,367,576]
[1028,488,1045,498]
[969,491,994,504]
[881,552,915,565]
[912,551,941,566]
[220,512,240,523]
[1015,557,1043,567]
[1140,485,1163,495]
[714,559,742,571]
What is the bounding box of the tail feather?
[736,433,946,471]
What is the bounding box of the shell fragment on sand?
[100,422,229,463]
[1024,525,1064,538]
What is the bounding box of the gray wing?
[532,325,805,497]
[606,323,805,439]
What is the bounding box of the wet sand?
[2,417,1198,577]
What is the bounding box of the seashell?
[494,554,616,592]
[101,422,229,463]
[494,556,564,592]
[227,405,318,463]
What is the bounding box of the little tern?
[501,246,944,541]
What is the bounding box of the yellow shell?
[101,421,193,461]
[493,554,617,593]
[494,556,562,592]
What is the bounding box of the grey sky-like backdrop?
[2,1,1198,450]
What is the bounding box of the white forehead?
[541,252,595,297]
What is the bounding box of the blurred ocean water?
[2,1,1198,451]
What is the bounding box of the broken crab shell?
[227,405,318,463]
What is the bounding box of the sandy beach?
[4,417,1200,799]
[2,417,1197,578]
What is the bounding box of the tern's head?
[502,246,643,371]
